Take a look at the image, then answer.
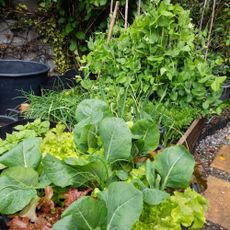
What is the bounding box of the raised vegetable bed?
[0,100,208,229]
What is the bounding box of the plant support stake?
[107,1,120,43]
[137,0,141,16]
[125,0,129,29]
[110,0,114,15]
[199,0,208,37]
[205,0,216,59]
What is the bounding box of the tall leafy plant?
[81,1,226,115]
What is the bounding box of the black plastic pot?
[0,115,17,127]
[220,77,230,100]
[0,60,49,115]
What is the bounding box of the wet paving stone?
[204,176,230,230]
[211,145,230,173]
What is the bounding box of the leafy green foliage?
[152,145,195,190]
[133,188,208,230]
[56,182,143,230]
[32,0,140,71]
[105,182,143,230]
[74,99,112,152]
[99,117,132,163]
[24,90,87,128]
[74,99,134,163]
[0,101,207,228]
[142,188,170,206]
[73,99,160,163]
[130,145,195,205]
[131,119,160,154]
[82,1,225,116]
[75,99,112,124]
[0,176,37,215]
[140,102,203,144]
[61,196,107,230]
[41,123,78,160]
[2,166,39,187]
[52,215,76,230]
[0,119,49,155]
[43,154,108,188]
[0,137,42,169]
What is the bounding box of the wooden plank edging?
[177,118,206,153]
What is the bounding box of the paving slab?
[211,145,230,173]
[204,176,230,229]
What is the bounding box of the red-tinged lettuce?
[64,188,91,207]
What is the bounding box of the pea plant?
[81,1,226,116]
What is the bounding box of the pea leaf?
[0,137,42,169]
[99,118,132,163]
[69,40,77,51]
[211,76,226,92]
[0,176,36,214]
[76,31,85,40]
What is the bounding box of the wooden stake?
[125,0,129,29]
[137,0,141,16]
[107,1,120,43]
[198,0,208,37]
[110,0,114,15]
[205,0,216,59]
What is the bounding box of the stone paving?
[211,145,230,173]
[204,144,230,229]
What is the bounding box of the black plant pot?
[0,60,49,115]
[220,76,230,101]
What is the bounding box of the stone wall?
[0,0,56,73]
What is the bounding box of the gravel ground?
[194,121,230,181]
[204,221,228,230]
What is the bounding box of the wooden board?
[177,118,206,154]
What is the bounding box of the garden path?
[204,143,230,229]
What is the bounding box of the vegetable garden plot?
[0,99,207,229]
